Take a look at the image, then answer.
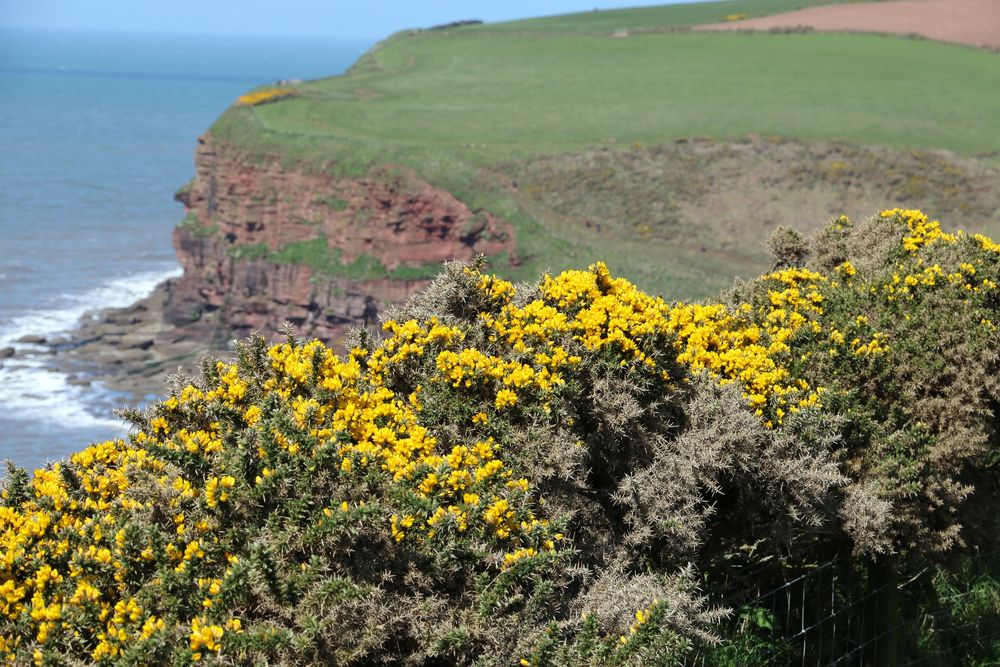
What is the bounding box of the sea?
[0,28,372,472]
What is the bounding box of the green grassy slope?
[234,32,999,157]
[209,1,1000,299]
[463,0,859,33]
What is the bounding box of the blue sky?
[0,0,704,39]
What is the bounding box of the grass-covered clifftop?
[465,0,869,33]
[206,0,1000,299]
[5,209,1000,664]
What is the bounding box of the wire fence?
[684,549,1000,666]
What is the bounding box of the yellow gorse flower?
[236,87,298,106]
[5,210,998,663]
[881,208,956,253]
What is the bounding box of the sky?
[0,0,706,39]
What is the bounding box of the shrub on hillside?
[3,209,1000,665]
[236,87,298,107]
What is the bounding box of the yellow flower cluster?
[480,262,841,427]
[881,208,956,253]
[211,362,248,404]
[0,438,244,663]
[539,262,671,371]
[871,210,999,308]
[254,320,560,560]
[666,268,829,425]
[203,476,235,508]
[236,87,298,107]
[435,348,562,396]
[881,260,996,301]
[189,616,225,660]
[836,261,857,278]
[619,598,661,644]
[479,262,835,427]
[974,233,1000,254]
[477,264,671,373]
[478,274,516,302]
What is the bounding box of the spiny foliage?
[3,209,1000,665]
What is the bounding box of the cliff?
[166,136,516,343]
[148,2,1000,346]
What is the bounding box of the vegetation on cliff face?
[4,210,1000,664]
[168,141,516,343]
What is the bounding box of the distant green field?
[210,3,1000,299]
[465,0,856,33]
[225,31,999,161]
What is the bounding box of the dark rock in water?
[49,285,213,406]
[128,339,155,351]
[113,350,152,365]
[105,315,142,326]
[17,335,46,344]
[66,374,92,388]
[0,347,14,359]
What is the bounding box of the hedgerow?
[3,209,1000,665]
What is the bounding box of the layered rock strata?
[167,136,515,342]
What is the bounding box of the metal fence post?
[864,557,899,667]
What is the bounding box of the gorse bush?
[3,209,1000,665]
[236,87,298,107]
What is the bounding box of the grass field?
[209,1,1000,299]
[223,31,1000,159]
[462,0,864,33]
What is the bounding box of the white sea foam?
[0,267,181,348]
[0,267,182,431]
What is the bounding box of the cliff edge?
[56,0,1000,402]
[167,136,515,343]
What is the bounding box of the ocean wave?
[0,266,181,347]
[0,266,181,433]
[0,356,125,429]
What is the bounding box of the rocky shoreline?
[6,281,231,408]
[0,275,380,421]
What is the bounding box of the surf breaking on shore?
[0,267,181,469]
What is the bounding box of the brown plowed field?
[698,0,1000,50]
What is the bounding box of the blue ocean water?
[0,28,371,471]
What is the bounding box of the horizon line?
[0,24,382,43]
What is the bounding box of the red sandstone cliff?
[166,136,516,343]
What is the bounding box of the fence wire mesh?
[685,548,1000,666]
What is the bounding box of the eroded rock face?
[166,136,515,342]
